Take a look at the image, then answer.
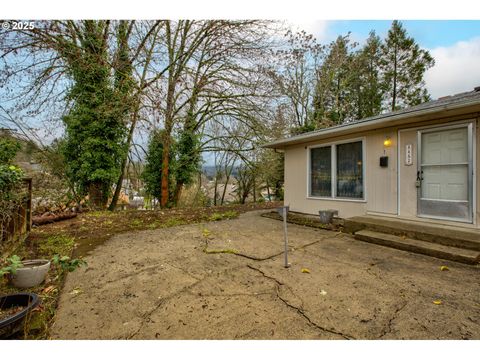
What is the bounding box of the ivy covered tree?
[381,20,435,111]
[61,21,128,209]
[171,126,201,206]
[142,130,176,206]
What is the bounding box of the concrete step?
[344,216,480,251]
[354,230,480,265]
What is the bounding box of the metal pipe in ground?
[277,206,290,268]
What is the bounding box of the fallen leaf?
[440,266,449,271]
[433,300,442,305]
[70,287,83,296]
[42,285,56,294]
[301,268,310,274]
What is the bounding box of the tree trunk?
[213,173,219,206]
[160,140,170,208]
[266,180,271,201]
[160,75,176,208]
[173,181,183,206]
[88,182,107,209]
[108,123,135,211]
[193,171,202,206]
[241,190,248,204]
[392,44,398,111]
[220,174,230,205]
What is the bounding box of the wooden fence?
[0,178,32,253]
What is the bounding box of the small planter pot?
[10,260,51,288]
[0,293,39,339]
[318,209,338,224]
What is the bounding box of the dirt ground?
[50,210,480,340]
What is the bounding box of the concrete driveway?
[51,210,480,339]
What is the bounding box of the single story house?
[265,88,480,229]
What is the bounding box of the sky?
[288,20,480,99]
[1,16,479,165]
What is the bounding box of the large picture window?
[309,140,364,200]
[310,146,332,197]
[336,141,363,199]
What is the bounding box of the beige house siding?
[283,115,479,228]
[476,117,479,226]
[365,129,398,215]
[398,129,417,218]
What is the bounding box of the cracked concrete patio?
[50,210,480,339]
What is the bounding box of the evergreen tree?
[312,35,356,126]
[351,31,383,119]
[381,20,435,111]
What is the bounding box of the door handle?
[415,170,423,188]
[416,170,424,181]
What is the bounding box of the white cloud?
[285,20,330,43]
[425,37,480,99]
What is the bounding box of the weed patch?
[38,235,75,257]
[208,210,238,221]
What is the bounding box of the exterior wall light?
[383,137,392,147]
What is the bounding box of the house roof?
[263,88,480,149]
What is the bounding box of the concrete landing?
[355,230,480,265]
[345,215,480,251]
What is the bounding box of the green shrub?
[0,255,23,277]
[51,255,87,272]
[0,165,23,193]
[0,164,25,229]
[0,138,21,165]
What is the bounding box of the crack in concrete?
[90,260,203,292]
[202,237,323,262]
[126,262,251,339]
[378,301,408,339]
[127,278,205,339]
[246,264,355,340]
[163,261,203,281]
[186,291,273,298]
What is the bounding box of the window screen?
[310,146,331,197]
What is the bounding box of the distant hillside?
[202,165,239,178]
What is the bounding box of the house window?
[309,140,364,200]
[310,146,332,197]
[336,141,363,199]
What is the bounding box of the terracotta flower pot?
[10,260,51,288]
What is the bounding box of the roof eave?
[263,98,480,150]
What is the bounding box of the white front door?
[417,123,473,222]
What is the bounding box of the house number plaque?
[405,144,413,166]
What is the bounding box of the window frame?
[307,137,366,202]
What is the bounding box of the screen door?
[417,123,473,223]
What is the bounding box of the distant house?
[265,88,480,228]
